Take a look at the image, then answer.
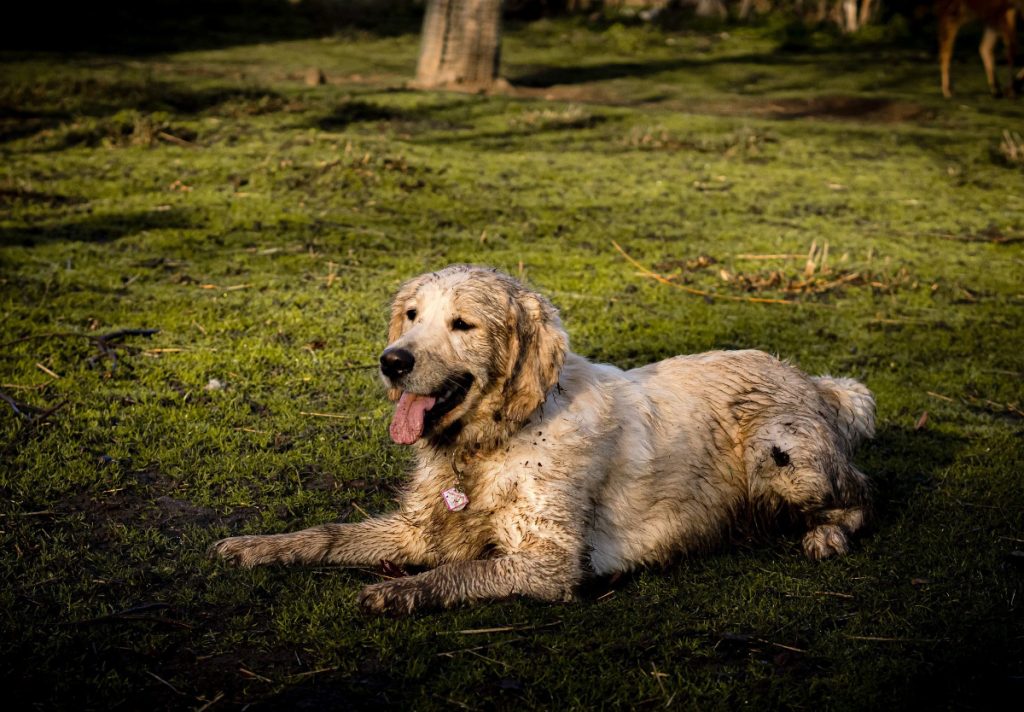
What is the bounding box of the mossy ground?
[1,13,1023,711]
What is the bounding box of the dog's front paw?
[208,535,280,568]
[802,524,849,560]
[359,580,426,616]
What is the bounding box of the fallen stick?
[299,411,374,420]
[35,363,61,379]
[444,620,563,635]
[145,671,185,696]
[156,131,198,148]
[0,390,31,419]
[844,635,942,643]
[0,328,159,349]
[734,253,805,260]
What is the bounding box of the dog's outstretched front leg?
[358,543,579,615]
[209,513,429,568]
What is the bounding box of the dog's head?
[380,265,567,447]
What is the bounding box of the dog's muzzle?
[380,347,415,383]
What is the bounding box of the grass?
[1,12,1023,710]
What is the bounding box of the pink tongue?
[389,392,437,445]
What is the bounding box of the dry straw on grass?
[617,240,916,304]
[998,130,1024,166]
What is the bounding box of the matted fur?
[211,265,875,614]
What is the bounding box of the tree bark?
[415,0,504,90]
[693,0,728,18]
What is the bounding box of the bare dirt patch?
[508,83,934,124]
[744,95,936,122]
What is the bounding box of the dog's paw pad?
[803,524,849,560]
[359,581,421,616]
[208,536,264,568]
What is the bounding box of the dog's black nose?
[380,348,415,380]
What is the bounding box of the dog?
[210,265,875,615]
[937,0,1024,97]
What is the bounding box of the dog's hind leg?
[748,419,872,560]
[799,497,869,559]
[359,541,580,614]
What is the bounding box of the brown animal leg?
[209,513,431,568]
[981,26,1003,97]
[1004,8,1020,97]
[939,15,963,98]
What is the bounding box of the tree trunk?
[693,0,728,19]
[857,0,875,28]
[830,0,874,33]
[415,0,504,91]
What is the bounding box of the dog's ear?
[384,276,425,402]
[502,290,568,423]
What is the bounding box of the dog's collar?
[449,449,466,484]
[442,450,469,512]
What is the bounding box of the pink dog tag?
[441,487,469,512]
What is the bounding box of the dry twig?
[299,411,373,420]
[444,620,562,635]
[844,635,942,643]
[612,241,796,306]
[0,389,32,419]
[145,671,185,696]
[194,692,225,712]
[156,130,197,148]
[1,328,159,371]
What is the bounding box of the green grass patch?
[1,16,1022,710]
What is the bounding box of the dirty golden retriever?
[210,265,875,614]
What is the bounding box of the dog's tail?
[812,376,875,452]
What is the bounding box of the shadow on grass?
[0,187,87,208]
[859,424,965,524]
[316,100,411,131]
[319,92,617,150]
[0,209,194,247]
[0,108,75,144]
[512,57,705,88]
[508,45,1022,120]
[0,82,290,148]
[507,42,931,90]
[4,0,422,54]
[314,95,495,134]
[416,115,614,151]
[2,81,287,119]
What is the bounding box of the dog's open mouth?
[389,372,474,445]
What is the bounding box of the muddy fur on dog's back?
[211,265,874,614]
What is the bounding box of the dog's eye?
[451,317,475,331]
[406,309,417,321]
